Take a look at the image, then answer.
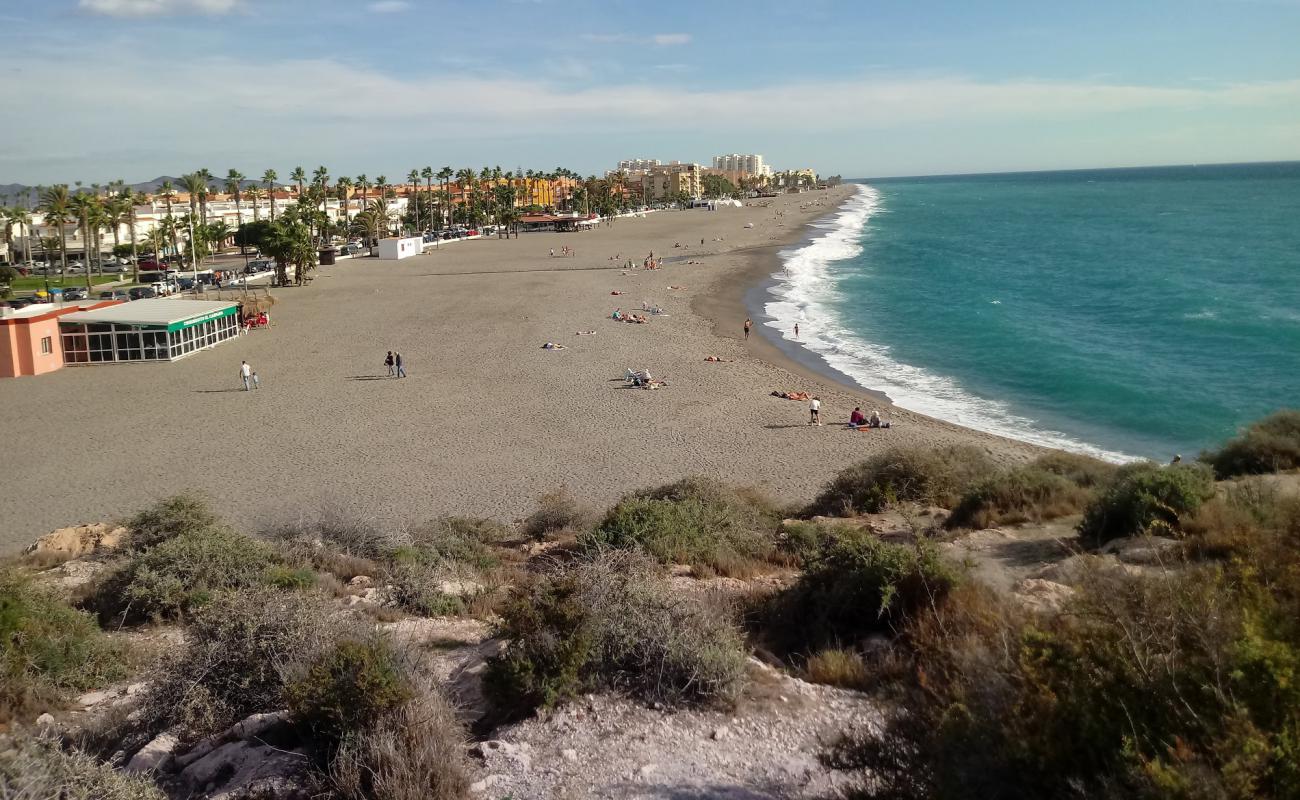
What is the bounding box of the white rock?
[76,690,113,707]
[125,682,147,696]
[561,748,578,762]
[125,732,179,774]
[35,713,56,728]
[711,726,730,740]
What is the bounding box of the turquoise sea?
[764,163,1300,460]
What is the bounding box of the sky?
[1,0,1298,185]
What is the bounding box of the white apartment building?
[616,159,662,174]
[711,154,772,177]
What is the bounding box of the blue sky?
[1,0,1298,184]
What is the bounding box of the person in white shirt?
[809,396,821,426]
[240,361,252,391]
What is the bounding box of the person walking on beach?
[384,351,395,377]
[794,323,800,339]
[744,317,752,339]
[809,396,822,426]
[239,360,252,391]
[395,352,407,378]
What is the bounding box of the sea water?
[764,163,1300,460]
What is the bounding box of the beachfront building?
[0,301,118,377]
[57,298,239,364]
[617,159,661,174]
[645,162,704,201]
[711,154,772,178]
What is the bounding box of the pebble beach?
[0,185,1039,554]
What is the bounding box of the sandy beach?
[0,186,1039,554]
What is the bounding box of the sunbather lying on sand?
[575,330,596,336]
[611,290,627,295]
[704,356,735,362]
[668,285,685,290]
[770,390,811,401]
[542,342,567,350]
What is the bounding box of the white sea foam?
[764,184,1133,462]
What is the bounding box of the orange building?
[0,301,120,378]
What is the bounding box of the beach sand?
[0,186,1039,554]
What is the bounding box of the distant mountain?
[0,175,280,206]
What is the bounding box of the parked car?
[138,259,165,271]
[99,290,131,302]
[178,278,195,290]
[3,297,35,309]
[149,281,175,296]
[128,287,157,300]
[247,259,273,273]
[62,287,89,301]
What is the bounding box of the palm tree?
[263,169,278,220]
[422,166,434,231]
[438,166,453,229]
[69,192,99,289]
[407,169,421,232]
[336,177,353,223]
[356,174,369,215]
[8,206,34,269]
[182,173,206,228]
[312,166,329,243]
[290,166,307,205]
[207,220,232,256]
[159,180,179,260]
[121,190,146,283]
[246,186,264,221]
[38,185,72,280]
[196,169,213,225]
[376,175,388,200]
[226,169,245,242]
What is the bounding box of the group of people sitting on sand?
[849,407,890,429]
[612,309,649,324]
[704,355,735,362]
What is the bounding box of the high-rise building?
[711,154,771,177]
[616,158,661,174]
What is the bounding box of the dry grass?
[521,487,599,541]
[803,648,871,691]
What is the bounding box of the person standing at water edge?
[384,351,394,377]
[794,323,800,339]
[744,318,752,339]
[240,361,251,391]
[809,396,821,426]
[395,352,407,378]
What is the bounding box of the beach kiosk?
[57,298,240,364]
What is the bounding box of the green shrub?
[1030,451,1118,488]
[522,488,598,540]
[1077,462,1216,547]
[84,527,277,625]
[407,516,506,570]
[1,571,126,723]
[581,477,779,575]
[387,562,468,617]
[142,588,357,739]
[0,734,164,800]
[286,638,412,747]
[124,493,220,552]
[828,564,1300,800]
[806,446,995,516]
[1202,410,1300,478]
[758,526,959,656]
[946,466,1092,530]
[330,683,469,800]
[264,565,319,590]
[486,551,747,717]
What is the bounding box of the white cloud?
[651,33,691,46]
[2,51,1297,180]
[79,0,242,16]
[366,0,410,12]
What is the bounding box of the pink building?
[0,301,121,378]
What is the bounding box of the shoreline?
[0,188,1042,555]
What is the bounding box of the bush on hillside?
[404,516,507,570]
[330,684,469,800]
[141,588,358,740]
[386,562,469,618]
[757,525,959,656]
[1182,478,1300,562]
[806,446,995,517]
[123,493,220,552]
[264,508,406,563]
[83,526,278,625]
[522,488,599,541]
[0,734,164,800]
[286,638,412,748]
[581,477,780,576]
[1030,451,1118,488]
[1,571,126,723]
[1077,462,1216,547]
[827,558,1300,800]
[946,466,1093,530]
[1201,409,1300,478]
[485,551,747,717]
